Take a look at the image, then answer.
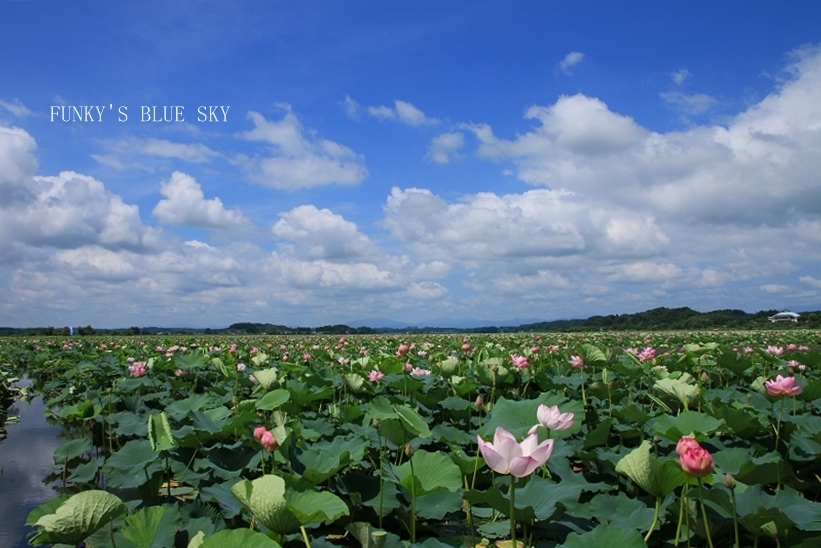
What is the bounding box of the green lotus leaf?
[231,474,300,534]
[391,449,462,495]
[479,395,583,439]
[559,523,648,548]
[651,410,723,442]
[198,528,282,548]
[414,490,464,520]
[255,388,290,410]
[53,437,92,464]
[392,404,431,439]
[286,489,349,525]
[34,490,128,545]
[587,492,656,530]
[116,504,181,548]
[148,411,176,452]
[253,368,279,391]
[615,440,686,498]
[175,350,206,372]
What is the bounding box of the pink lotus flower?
[677,437,714,477]
[568,355,586,369]
[765,375,802,396]
[511,354,530,370]
[767,345,784,356]
[128,361,147,377]
[637,347,656,362]
[535,404,574,431]
[253,425,268,441]
[477,426,554,478]
[367,370,384,382]
[260,430,279,451]
[396,344,410,357]
[676,436,702,456]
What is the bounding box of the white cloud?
[152,171,249,229]
[136,138,219,163]
[367,99,438,126]
[383,186,667,265]
[0,169,158,252]
[426,132,464,164]
[559,51,585,74]
[239,108,367,190]
[272,205,381,261]
[671,69,691,86]
[467,48,821,227]
[799,275,821,288]
[342,94,360,118]
[0,125,38,198]
[0,98,33,118]
[661,91,717,115]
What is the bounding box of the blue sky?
[2,1,821,328]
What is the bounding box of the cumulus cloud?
[152,171,249,229]
[426,132,464,164]
[239,108,367,190]
[559,51,585,74]
[0,169,158,253]
[272,205,381,261]
[468,49,821,226]
[367,99,438,126]
[383,186,668,265]
[0,125,38,202]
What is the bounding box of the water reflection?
[0,395,63,548]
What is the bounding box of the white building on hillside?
[768,311,800,322]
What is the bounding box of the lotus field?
[2,330,821,548]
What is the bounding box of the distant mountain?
[2,307,818,335]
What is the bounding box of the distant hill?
[0,307,817,335]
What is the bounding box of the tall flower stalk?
[676,436,715,548]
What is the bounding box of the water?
[0,391,64,548]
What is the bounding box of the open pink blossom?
[568,355,586,369]
[766,345,784,356]
[535,404,574,431]
[511,354,530,370]
[129,361,147,377]
[637,347,656,362]
[367,369,384,382]
[765,374,802,396]
[477,426,554,478]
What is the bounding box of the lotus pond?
[1,330,821,548]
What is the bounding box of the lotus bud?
[475,395,484,409]
[701,371,710,382]
[404,443,414,457]
[724,472,736,490]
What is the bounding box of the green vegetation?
[1,330,820,546]
[1,306,818,336]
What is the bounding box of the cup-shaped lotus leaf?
[32,490,128,545]
[231,475,301,534]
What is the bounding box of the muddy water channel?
[0,383,64,548]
